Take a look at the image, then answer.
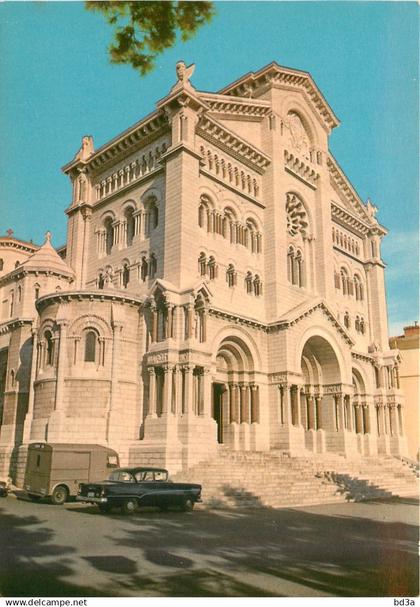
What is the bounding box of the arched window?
[245,272,253,294]
[104,217,114,255]
[208,256,217,280]
[124,207,135,247]
[17,285,22,302]
[254,275,262,296]
[45,330,54,366]
[340,268,349,295]
[140,257,148,282]
[98,273,105,289]
[287,246,295,284]
[34,284,40,300]
[224,208,236,243]
[354,275,364,301]
[355,316,360,333]
[360,318,365,334]
[84,330,97,362]
[15,261,20,268]
[344,311,350,329]
[286,193,309,237]
[0,258,3,271]
[9,290,14,317]
[296,250,305,287]
[198,252,207,276]
[226,264,236,287]
[122,263,130,288]
[149,254,157,278]
[147,199,158,232]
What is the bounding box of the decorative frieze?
[94,141,169,201]
[284,149,319,189]
[197,115,270,173]
[199,144,261,200]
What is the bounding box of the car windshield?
[134,470,168,482]
[108,470,135,482]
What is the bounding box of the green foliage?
[85,1,215,75]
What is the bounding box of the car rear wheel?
[182,498,194,512]
[51,485,68,505]
[121,498,138,515]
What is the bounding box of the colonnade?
[375,403,404,437]
[147,364,212,418]
[220,382,260,425]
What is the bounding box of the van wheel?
[121,498,138,515]
[51,485,68,505]
[182,498,194,512]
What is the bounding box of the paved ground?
[0,492,418,597]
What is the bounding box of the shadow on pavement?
[1,492,418,597]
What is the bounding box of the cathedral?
[0,61,407,483]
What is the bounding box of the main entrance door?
[212,383,225,443]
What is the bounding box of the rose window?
[286,193,308,237]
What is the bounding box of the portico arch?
[211,332,260,447]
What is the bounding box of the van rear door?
[24,446,52,495]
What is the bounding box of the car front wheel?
[51,485,68,505]
[182,498,194,512]
[121,498,138,515]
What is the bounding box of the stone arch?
[121,198,137,212]
[285,190,313,238]
[282,96,320,146]
[69,314,112,339]
[211,325,262,372]
[296,325,347,384]
[300,336,341,385]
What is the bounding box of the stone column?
[230,384,239,423]
[173,365,181,415]
[345,395,353,431]
[315,396,322,430]
[23,326,38,442]
[183,365,195,415]
[202,367,211,417]
[151,306,158,343]
[54,320,68,412]
[307,395,314,430]
[166,304,174,339]
[240,385,248,423]
[291,386,301,426]
[251,385,260,423]
[148,367,157,417]
[161,365,173,415]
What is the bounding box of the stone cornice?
[351,350,375,365]
[328,155,388,236]
[62,110,168,176]
[0,317,34,335]
[269,300,354,347]
[218,62,340,132]
[197,115,271,174]
[198,92,272,119]
[0,267,74,287]
[0,238,39,254]
[35,290,144,314]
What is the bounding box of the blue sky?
[0,1,418,335]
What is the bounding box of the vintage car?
[0,480,9,497]
[76,466,202,514]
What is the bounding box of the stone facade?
[0,61,408,481]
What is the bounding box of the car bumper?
[76,495,108,504]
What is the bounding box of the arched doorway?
[294,335,348,453]
[213,336,258,446]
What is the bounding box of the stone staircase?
[172,449,419,509]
